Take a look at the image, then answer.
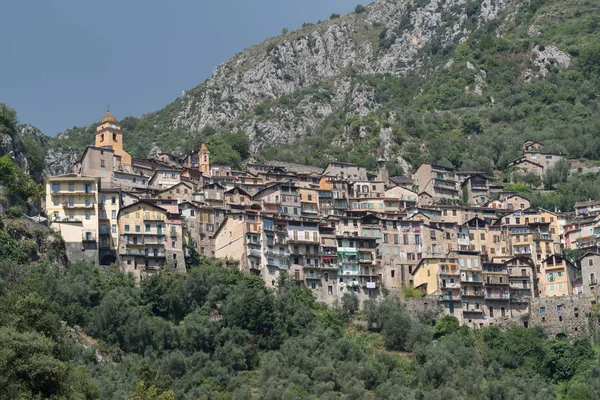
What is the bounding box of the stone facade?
[529,295,594,338]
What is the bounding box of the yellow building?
[95,111,132,166]
[539,254,578,297]
[45,174,101,264]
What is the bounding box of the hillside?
[47,0,600,176]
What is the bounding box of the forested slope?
[1,249,600,399]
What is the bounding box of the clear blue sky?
[0,0,370,136]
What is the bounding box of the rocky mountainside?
[149,0,513,151]
[49,0,600,176]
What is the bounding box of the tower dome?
[99,111,118,124]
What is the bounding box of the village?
[44,112,600,335]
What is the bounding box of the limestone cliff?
[148,0,513,151]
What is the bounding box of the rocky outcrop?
[0,124,28,171]
[150,0,516,153]
[44,147,78,177]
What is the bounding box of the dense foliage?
[1,240,599,399]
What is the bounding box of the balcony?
[146,252,166,259]
[99,229,110,236]
[440,269,460,276]
[440,281,460,289]
[462,308,484,313]
[513,246,532,255]
[532,233,552,241]
[247,248,263,258]
[440,294,461,301]
[305,272,322,280]
[319,262,339,270]
[485,293,510,300]
[63,203,95,210]
[461,275,483,283]
[82,233,96,242]
[144,236,164,245]
[462,290,485,297]
[484,277,509,285]
[53,188,96,195]
[433,178,457,191]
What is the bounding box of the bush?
[354,4,366,14]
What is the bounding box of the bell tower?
[199,143,210,175]
[95,110,132,165]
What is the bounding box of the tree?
[128,382,175,400]
[543,159,570,189]
[354,4,366,14]
[461,113,483,135]
[340,292,359,321]
[281,27,289,35]
[433,316,460,339]
[330,13,341,19]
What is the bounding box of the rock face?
[151,0,515,153]
[0,124,28,171]
[44,147,78,177]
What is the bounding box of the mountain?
[50,0,600,175]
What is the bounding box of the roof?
[99,111,118,124]
[574,200,600,208]
[389,176,413,186]
[200,144,209,151]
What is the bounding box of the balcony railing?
[305,272,322,280]
[485,293,510,300]
[440,281,460,289]
[247,248,263,258]
[462,290,485,297]
[82,233,97,241]
[461,275,483,283]
[63,203,95,209]
[440,294,461,301]
[440,269,460,276]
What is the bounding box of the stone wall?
[529,295,594,338]
[65,241,99,264]
[403,296,445,323]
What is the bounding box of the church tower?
[95,111,132,165]
[199,144,210,175]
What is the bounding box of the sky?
[0,0,371,136]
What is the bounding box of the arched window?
[100,133,104,142]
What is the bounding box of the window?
[391,270,395,278]
[135,225,141,233]
[52,183,60,193]
[589,259,594,267]
[146,224,151,232]
[112,225,117,233]
[100,160,105,168]
[556,305,563,312]
[53,197,59,206]
[69,183,74,192]
[85,211,91,220]
[111,210,117,219]
[125,225,130,232]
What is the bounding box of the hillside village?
[44,111,600,335]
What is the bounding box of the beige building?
[413,164,459,202]
[45,174,101,264]
[98,187,121,265]
[117,200,185,281]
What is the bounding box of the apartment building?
[413,164,459,203]
[45,174,101,264]
[117,200,185,281]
